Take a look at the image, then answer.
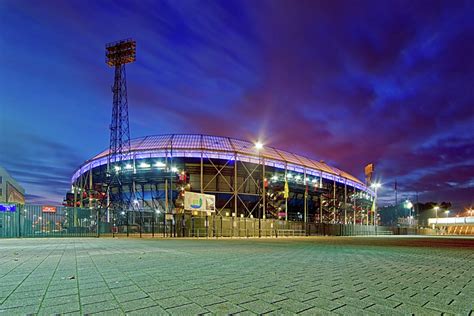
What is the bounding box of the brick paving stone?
[147,290,177,301]
[253,291,287,303]
[80,293,115,305]
[225,293,258,305]
[298,306,339,315]
[334,296,374,309]
[239,299,279,314]
[283,290,319,302]
[120,297,158,312]
[181,288,211,298]
[157,295,193,309]
[274,298,313,313]
[393,302,444,315]
[166,302,209,314]
[125,305,168,315]
[205,301,246,315]
[42,294,80,307]
[360,295,403,308]
[424,300,472,315]
[90,308,125,316]
[304,297,346,312]
[332,304,379,315]
[233,311,258,316]
[114,291,149,303]
[364,303,405,315]
[82,300,121,314]
[0,305,39,315]
[38,302,81,315]
[45,287,79,298]
[189,293,226,307]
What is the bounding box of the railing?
[277,229,306,237]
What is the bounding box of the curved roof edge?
[73,133,373,194]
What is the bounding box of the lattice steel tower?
[105,38,136,214]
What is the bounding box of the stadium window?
[0,176,2,184]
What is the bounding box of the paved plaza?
[0,237,473,315]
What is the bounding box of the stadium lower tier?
[68,157,376,224]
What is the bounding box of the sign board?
[184,192,215,212]
[42,206,57,213]
[0,204,16,212]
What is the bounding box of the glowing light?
[271,175,278,181]
[434,206,440,211]
[254,142,263,150]
[114,165,121,171]
[125,164,133,169]
[295,175,301,180]
[287,174,292,179]
[154,161,166,168]
[371,182,381,189]
[312,178,317,183]
[171,167,178,173]
[139,162,151,168]
[405,200,413,209]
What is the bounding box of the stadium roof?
[74,134,370,191]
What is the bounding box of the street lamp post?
[404,200,413,226]
[255,141,263,238]
[434,206,440,219]
[370,182,381,226]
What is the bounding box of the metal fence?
[0,204,98,238]
[0,204,309,238]
[1,204,422,238]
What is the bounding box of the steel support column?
[353,191,356,225]
[304,169,307,224]
[234,153,238,218]
[344,182,347,225]
[262,158,266,220]
[89,167,93,209]
[285,164,288,221]
[200,151,204,194]
[333,179,336,223]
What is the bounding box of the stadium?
[68,134,375,236]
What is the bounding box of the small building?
[0,166,25,204]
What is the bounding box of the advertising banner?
[184,192,215,212]
[42,206,57,213]
[0,204,16,212]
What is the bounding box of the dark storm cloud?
[1,0,473,209]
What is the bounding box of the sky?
[0,0,473,210]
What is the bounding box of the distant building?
[0,166,25,204]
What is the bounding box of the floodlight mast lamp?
[105,38,136,219]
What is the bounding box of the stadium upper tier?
[72,134,372,194]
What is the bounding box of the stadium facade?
[69,134,375,227]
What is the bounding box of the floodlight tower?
[105,38,136,218]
